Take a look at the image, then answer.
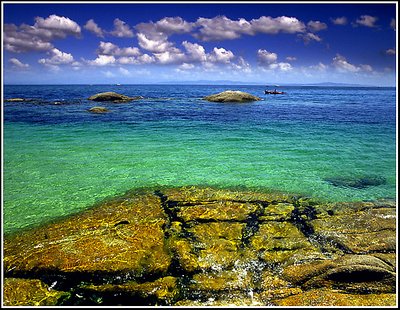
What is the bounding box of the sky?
[2,1,397,86]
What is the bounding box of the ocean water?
[3,84,397,234]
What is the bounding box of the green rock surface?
[3,186,396,306]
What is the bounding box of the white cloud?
[153,48,186,64]
[84,19,104,37]
[307,20,327,32]
[257,49,278,64]
[331,16,348,25]
[232,56,252,73]
[9,57,30,69]
[355,15,378,27]
[269,62,292,72]
[310,62,328,71]
[208,47,235,64]
[155,17,194,34]
[251,16,306,34]
[386,48,396,55]
[286,56,297,62]
[97,41,141,57]
[194,15,252,41]
[177,63,195,70]
[110,18,134,37]
[182,41,207,62]
[34,14,81,37]
[136,33,173,53]
[298,32,322,44]
[38,48,74,68]
[360,64,373,72]
[137,54,156,64]
[4,14,81,53]
[193,15,305,41]
[118,67,131,76]
[390,18,396,31]
[257,49,292,72]
[332,54,373,73]
[89,55,116,66]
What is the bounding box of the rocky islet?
[3,186,396,306]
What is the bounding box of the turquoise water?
[3,85,397,234]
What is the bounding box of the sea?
[2,84,397,235]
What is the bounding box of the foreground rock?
[88,92,142,103]
[88,106,109,113]
[204,90,262,102]
[3,186,396,306]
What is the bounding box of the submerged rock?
[3,186,396,306]
[204,90,262,102]
[88,106,109,113]
[324,175,386,189]
[88,92,142,103]
[5,98,30,102]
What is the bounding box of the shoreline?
[3,186,396,306]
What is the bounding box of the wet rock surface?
[88,92,142,103]
[3,186,396,306]
[204,90,262,102]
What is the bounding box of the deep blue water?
[3,84,397,234]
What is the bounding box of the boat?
[264,90,286,94]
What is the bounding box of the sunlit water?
[3,84,396,234]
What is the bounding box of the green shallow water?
[3,117,396,234]
[3,85,397,234]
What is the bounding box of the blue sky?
[2,2,397,86]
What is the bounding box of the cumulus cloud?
[286,56,297,62]
[194,16,252,41]
[38,48,74,68]
[154,17,194,34]
[192,15,305,41]
[34,14,81,38]
[208,47,235,64]
[307,20,327,32]
[153,48,186,64]
[4,14,81,53]
[251,16,306,34]
[97,41,141,57]
[89,55,116,66]
[84,19,104,37]
[257,49,278,64]
[331,16,348,25]
[177,63,195,71]
[182,41,207,62]
[257,49,292,72]
[355,15,378,27]
[110,18,134,37]
[386,48,396,55]
[9,57,30,69]
[332,54,373,73]
[298,32,322,44]
[136,33,174,53]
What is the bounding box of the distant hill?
[158,80,378,87]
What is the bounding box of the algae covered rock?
[2,186,396,306]
[88,92,142,102]
[204,90,262,102]
[88,106,109,113]
[4,191,171,277]
[324,175,386,189]
[3,278,69,306]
